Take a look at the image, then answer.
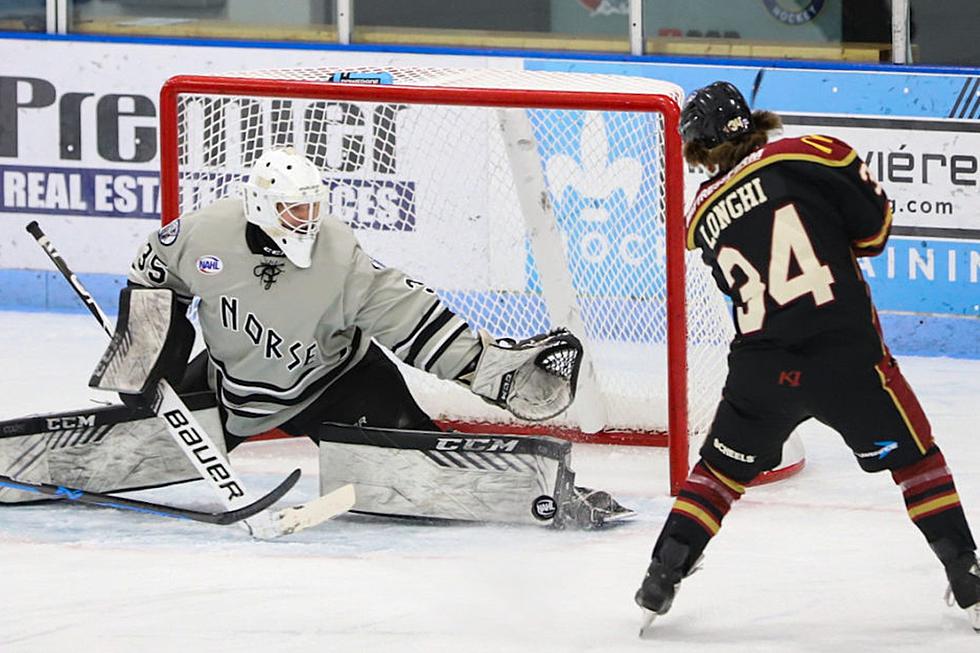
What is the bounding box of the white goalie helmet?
[242,146,329,268]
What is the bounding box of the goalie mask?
[243,147,329,268]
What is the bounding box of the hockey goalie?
[0,146,633,530]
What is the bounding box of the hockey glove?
[469,328,583,421]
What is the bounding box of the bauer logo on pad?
[196,255,223,275]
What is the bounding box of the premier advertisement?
[0,38,518,278]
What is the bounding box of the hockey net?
[159,67,800,494]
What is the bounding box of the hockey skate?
[941,552,980,632]
[932,539,980,632]
[635,537,694,637]
[552,473,636,529]
[564,486,636,528]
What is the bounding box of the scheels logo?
[577,0,628,15]
[197,255,223,275]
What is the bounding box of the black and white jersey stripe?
[391,300,441,355]
[421,322,471,372]
[395,304,471,372]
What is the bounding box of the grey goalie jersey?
[129,198,482,437]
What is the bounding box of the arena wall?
[0,34,976,357]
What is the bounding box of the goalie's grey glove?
[469,328,583,421]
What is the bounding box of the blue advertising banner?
[0,164,161,219]
[527,109,665,297]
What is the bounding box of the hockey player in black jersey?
[634,81,979,633]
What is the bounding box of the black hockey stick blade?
[0,468,301,526]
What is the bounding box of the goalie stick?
[0,470,299,526]
[24,220,354,537]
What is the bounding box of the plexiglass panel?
[70,0,335,41]
[910,1,980,66]
[643,0,889,62]
[0,0,46,32]
[353,0,629,52]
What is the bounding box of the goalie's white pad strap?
[0,393,224,503]
[317,424,572,525]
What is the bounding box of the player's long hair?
[683,110,783,175]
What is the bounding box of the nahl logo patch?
[197,255,223,275]
[532,495,557,521]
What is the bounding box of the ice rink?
[0,310,977,652]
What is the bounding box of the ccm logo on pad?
[435,437,520,453]
[197,255,223,275]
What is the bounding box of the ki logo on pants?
[778,370,802,387]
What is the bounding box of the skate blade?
[607,508,638,523]
[638,608,658,638]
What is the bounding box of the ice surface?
[0,310,977,651]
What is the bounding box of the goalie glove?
[469,328,583,421]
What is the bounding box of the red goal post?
[157,67,801,494]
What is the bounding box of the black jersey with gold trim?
[686,135,892,347]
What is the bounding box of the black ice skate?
[942,553,980,632]
[932,540,980,632]
[635,537,693,637]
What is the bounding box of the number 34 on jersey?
[685,135,892,340]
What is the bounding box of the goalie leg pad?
[316,423,633,527]
[317,423,573,525]
[0,392,225,503]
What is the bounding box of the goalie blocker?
[316,423,634,529]
[89,286,195,407]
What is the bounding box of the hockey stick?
[0,470,299,525]
[750,68,766,108]
[25,221,354,536]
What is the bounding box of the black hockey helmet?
[679,81,753,148]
